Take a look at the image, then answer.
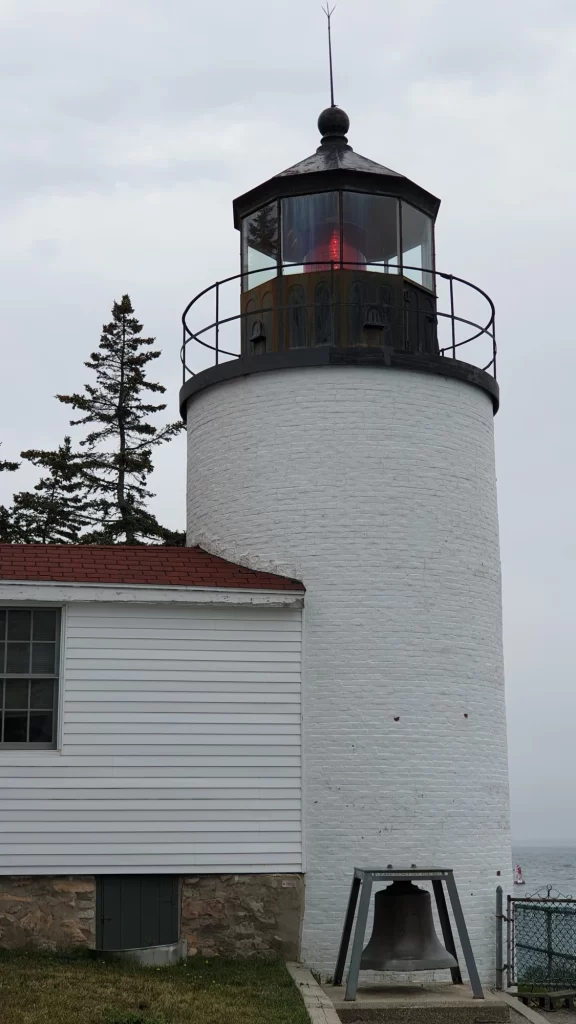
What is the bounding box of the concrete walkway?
[511,1008,576,1024]
[287,964,342,1024]
[500,993,576,1024]
[288,965,511,1024]
[287,966,576,1024]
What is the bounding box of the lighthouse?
[180,106,511,982]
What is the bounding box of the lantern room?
[233,106,440,356]
[181,105,498,418]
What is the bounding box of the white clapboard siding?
[0,602,302,874]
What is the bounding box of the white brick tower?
[180,106,511,983]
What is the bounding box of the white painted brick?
[185,366,512,984]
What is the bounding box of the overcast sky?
[1,0,575,843]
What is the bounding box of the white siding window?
[0,600,303,875]
[0,608,61,748]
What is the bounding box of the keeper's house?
[0,544,305,958]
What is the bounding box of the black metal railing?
[181,262,496,385]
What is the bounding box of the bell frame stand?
[333,867,484,1001]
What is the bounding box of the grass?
[0,951,310,1024]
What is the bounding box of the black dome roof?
[233,109,440,227]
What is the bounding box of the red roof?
[0,545,304,592]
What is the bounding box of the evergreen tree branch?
[0,443,19,473]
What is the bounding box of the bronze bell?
[360,881,458,972]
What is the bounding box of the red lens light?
[304,228,366,272]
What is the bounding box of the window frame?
[241,201,280,293]
[0,606,62,750]
[241,190,436,294]
[341,191,402,274]
[399,199,435,292]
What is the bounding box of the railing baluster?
[449,276,456,359]
[215,282,220,366]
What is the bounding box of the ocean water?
[512,846,576,897]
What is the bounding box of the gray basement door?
[96,876,180,950]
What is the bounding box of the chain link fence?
[507,888,576,991]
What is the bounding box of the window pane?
[401,203,434,290]
[33,610,58,642]
[29,713,53,743]
[32,643,56,674]
[342,193,399,272]
[0,643,5,673]
[3,712,28,743]
[241,203,278,291]
[0,610,5,640]
[31,680,54,709]
[5,680,29,709]
[7,610,31,641]
[6,642,30,673]
[282,192,340,274]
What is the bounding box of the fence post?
[547,907,553,990]
[506,894,512,989]
[496,886,504,990]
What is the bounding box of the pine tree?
[0,444,19,542]
[0,443,19,474]
[0,506,12,542]
[57,295,183,545]
[10,437,92,544]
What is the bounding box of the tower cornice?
[179,346,499,421]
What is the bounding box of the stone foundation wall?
[181,874,304,959]
[0,874,304,958]
[0,877,96,950]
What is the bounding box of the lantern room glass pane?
[241,202,279,292]
[401,203,434,290]
[282,192,340,274]
[342,193,399,272]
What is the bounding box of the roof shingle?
[0,545,304,592]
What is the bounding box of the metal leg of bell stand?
[506,894,512,990]
[432,879,463,985]
[344,875,373,1001]
[445,873,484,999]
[495,886,504,991]
[333,875,361,987]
